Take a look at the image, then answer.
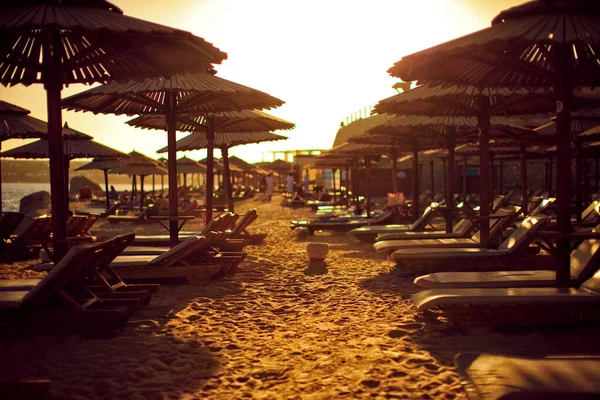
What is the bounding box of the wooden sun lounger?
[454,353,600,400]
[390,215,551,274]
[412,269,600,328]
[414,225,600,289]
[6,235,159,305]
[0,215,53,260]
[374,208,520,255]
[0,242,143,338]
[0,212,25,242]
[107,207,149,224]
[290,209,396,236]
[75,202,119,217]
[109,233,237,284]
[346,203,441,243]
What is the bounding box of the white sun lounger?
[455,353,600,400]
[414,225,600,288]
[390,215,550,273]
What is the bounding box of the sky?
[0,0,523,163]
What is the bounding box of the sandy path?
[2,196,600,399]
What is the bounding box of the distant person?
[260,175,267,193]
[266,173,274,202]
[109,185,118,200]
[286,172,294,195]
[303,170,310,194]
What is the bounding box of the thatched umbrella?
[110,151,168,211]
[0,0,226,258]
[1,122,128,210]
[159,131,287,211]
[369,112,544,234]
[388,0,600,286]
[140,109,294,213]
[0,101,50,212]
[373,84,599,242]
[534,112,600,220]
[177,156,206,189]
[63,72,284,246]
[76,158,127,210]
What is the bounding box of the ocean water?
[1,182,164,212]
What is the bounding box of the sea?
[1,182,164,212]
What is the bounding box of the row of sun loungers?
[0,208,267,338]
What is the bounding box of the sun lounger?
[0,212,25,242]
[346,203,441,243]
[414,225,600,289]
[390,215,550,273]
[290,208,395,235]
[131,212,247,251]
[0,241,142,338]
[0,215,52,259]
[109,233,238,283]
[412,267,600,328]
[75,202,119,217]
[454,353,600,400]
[107,207,149,224]
[374,210,517,255]
[2,234,159,305]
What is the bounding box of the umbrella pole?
[222,147,234,212]
[554,50,573,287]
[411,141,420,221]
[548,156,554,195]
[131,175,135,204]
[477,98,491,248]
[161,174,164,194]
[152,174,155,196]
[365,155,371,218]
[462,156,468,201]
[520,144,528,214]
[44,40,68,261]
[575,138,583,223]
[430,160,435,197]
[445,130,456,233]
[0,142,2,214]
[104,169,109,210]
[140,174,145,212]
[489,153,495,202]
[596,158,599,192]
[166,90,179,247]
[391,148,399,194]
[332,168,337,203]
[205,116,216,222]
[499,160,504,194]
[64,157,70,214]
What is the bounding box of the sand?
[2,195,600,399]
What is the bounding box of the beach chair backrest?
[368,209,393,226]
[231,209,257,236]
[497,215,549,253]
[13,215,52,243]
[66,216,87,237]
[20,242,106,309]
[149,235,212,267]
[491,195,506,212]
[578,269,600,295]
[452,219,474,236]
[78,215,98,236]
[470,212,511,242]
[570,225,600,283]
[526,196,543,216]
[582,201,600,223]
[0,212,24,241]
[410,202,439,231]
[529,197,555,216]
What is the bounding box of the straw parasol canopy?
[76,157,129,210]
[1,0,227,258]
[177,156,207,174]
[2,121,128,211]
[387,0,600,285]
[373,83,600,242]
[62,71,286,245]
[161,131,287,211]
[0,101,48,139]
[110,151,168,211]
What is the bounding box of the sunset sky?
[0,0,523,163]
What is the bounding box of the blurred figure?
[286,172,294,195]
[266,173,274,202]
[109,185,119,200]
[304,170,310,194]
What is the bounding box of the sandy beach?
[2,195,600,399]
